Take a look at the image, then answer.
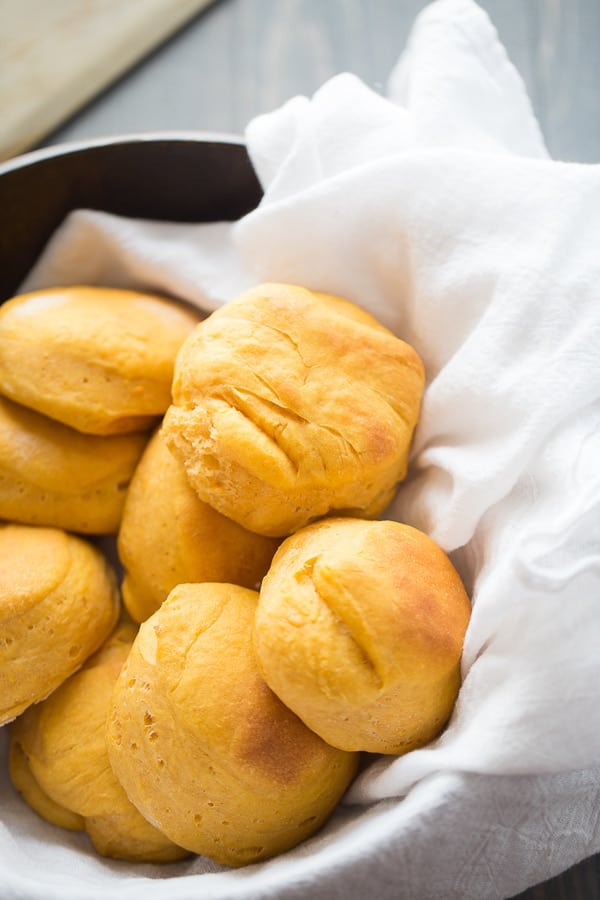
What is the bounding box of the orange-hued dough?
[9,740,85,833]
[0,285,200,435]
[162,283,424,536]
[0,524,119,725]
[253,518,471,754]
[0,394,148,534]
[118,429,278,622]
[106,583,359,866]
[9,622,188,862]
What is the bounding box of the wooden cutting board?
[0,0,217,162]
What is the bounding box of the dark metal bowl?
[0,132,262,301]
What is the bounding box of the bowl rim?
[0,129,246,176]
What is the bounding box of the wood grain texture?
[16,1,600,897]
[0,0,217,160]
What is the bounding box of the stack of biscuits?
[0,281,471,867]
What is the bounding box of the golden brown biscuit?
[0,394,148,534]
[107,582,359,866]
[162,283,424,536]
[9,740,85,832]
[253,518,471,754]
[0,285,200,435]
[9,622,188,863]
[118,429,279,622]
[0,524,119,725]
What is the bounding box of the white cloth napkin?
[5,0,600,897]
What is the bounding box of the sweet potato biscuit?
[118,429,278,622]
[162,283,424,536]
[0,524,119,725]
[9,739,84,833]
[254,518,471,754]
[9,622,188,862]
[107,582,359,866]
[0,394,148,534]
[0,285,200,435]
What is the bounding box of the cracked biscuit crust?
[163,283,425,537]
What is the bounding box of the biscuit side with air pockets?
[107,582,359,866]
[9,622,188,862]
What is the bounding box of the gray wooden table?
[43,0,600,165]
[41,1,600,897]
